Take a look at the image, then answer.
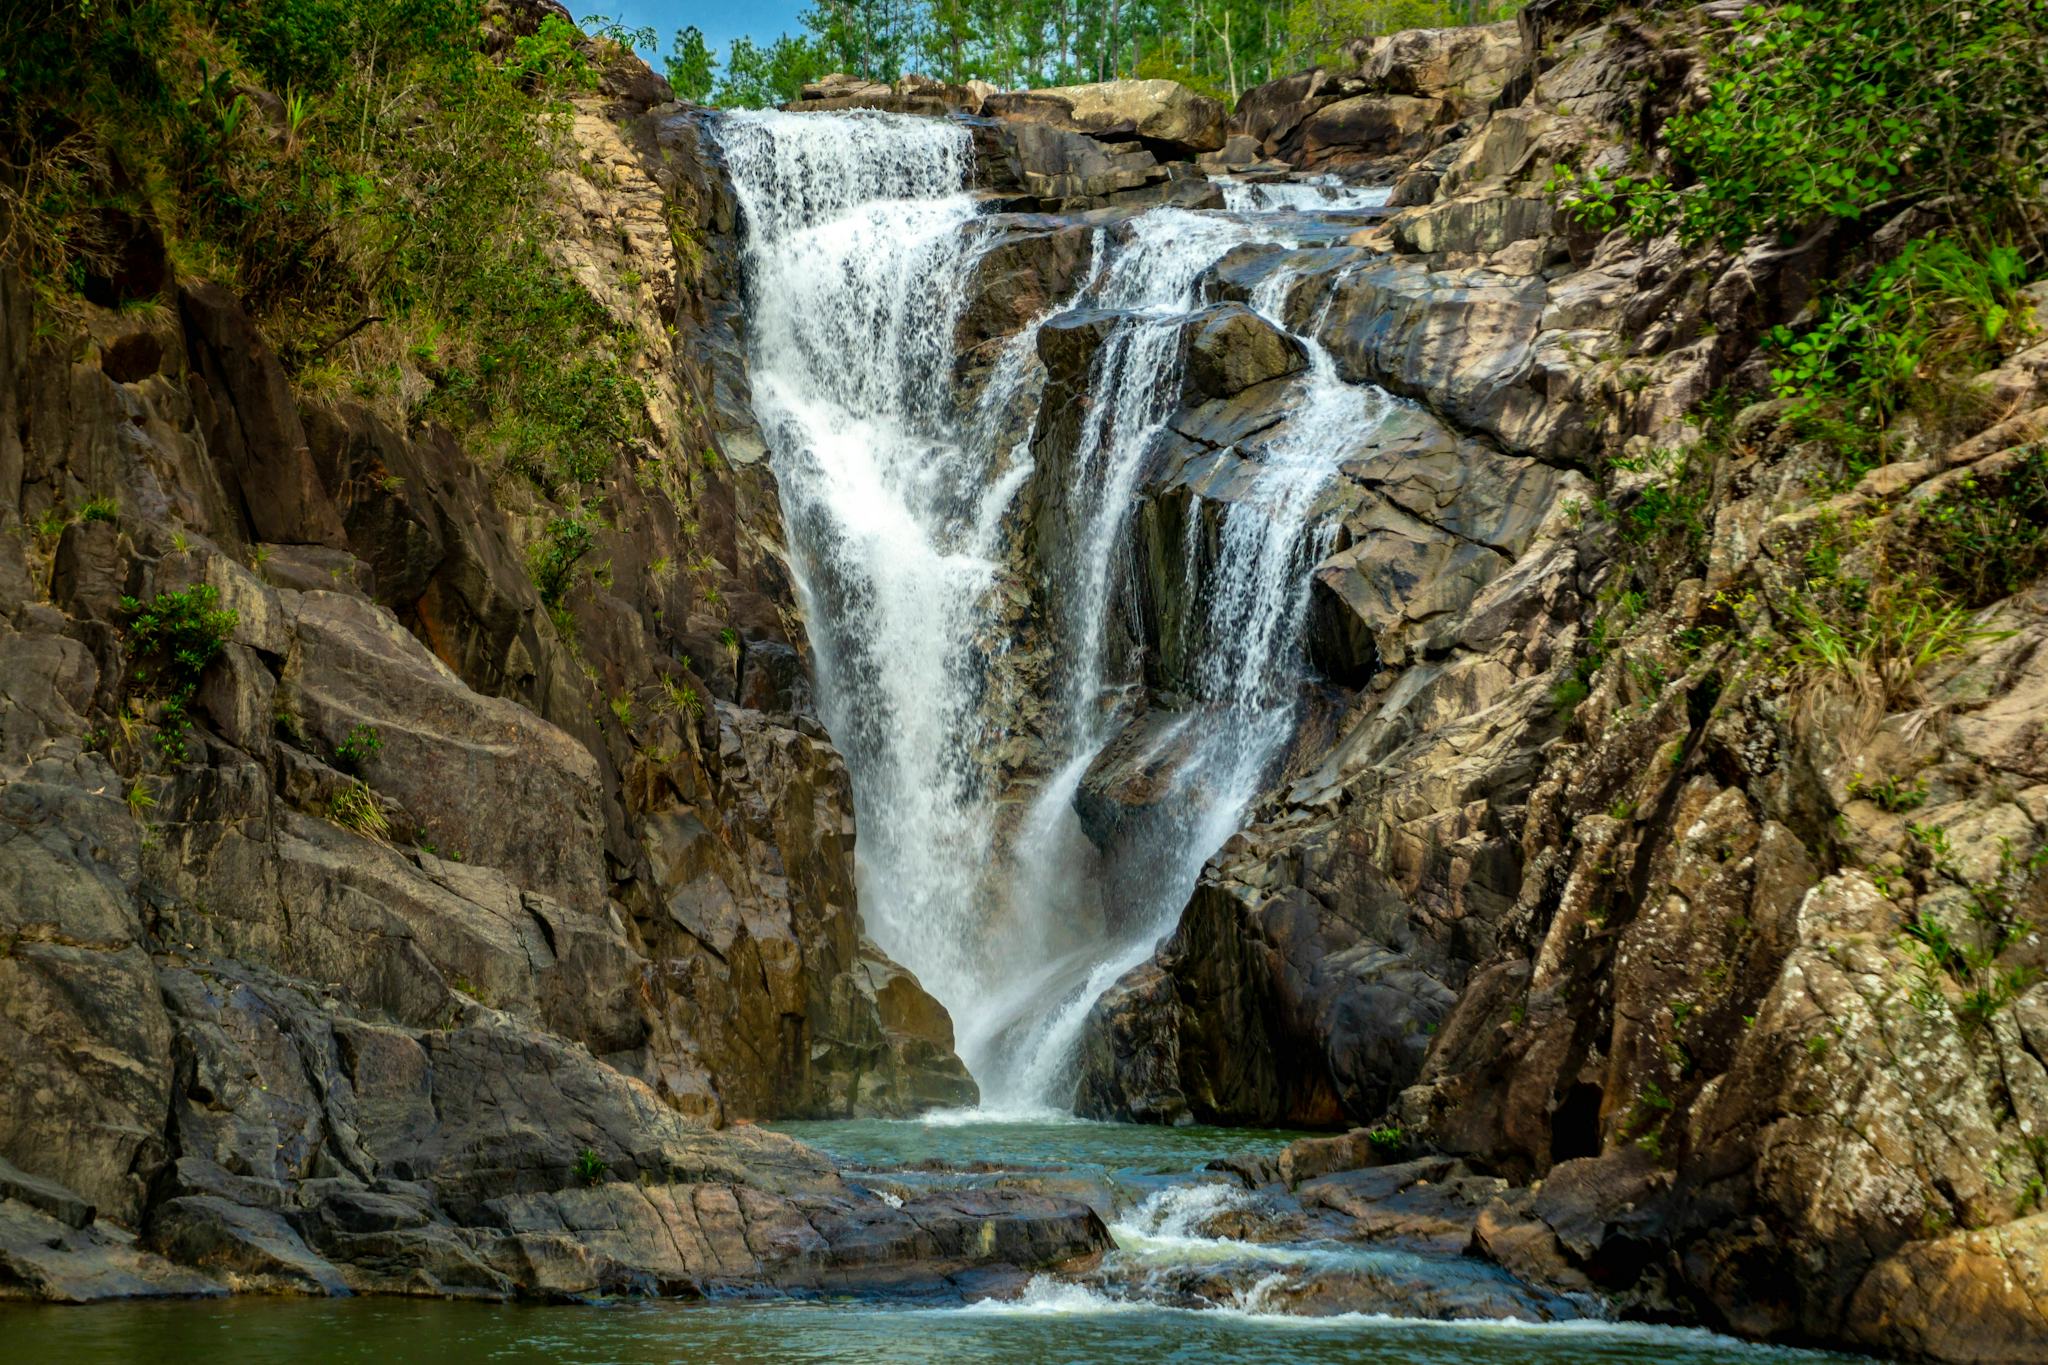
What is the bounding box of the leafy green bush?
[530,513,595,607]
[120,583,239,761]
[332,721,384,773]
[1911,446,2048,607]
[1581,1,2048,249]
[1764,238,2033,422]
[573,1147,607,1185]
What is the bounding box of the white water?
[721,110,1397,1110]
[1218,174,1393,214]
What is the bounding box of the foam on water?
[1218,174,1394,213]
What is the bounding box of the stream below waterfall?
[1,1120,1860,1363]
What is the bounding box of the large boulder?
[1229,22,1520,170]
[987,79,1229,156]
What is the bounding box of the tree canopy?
[659,0,1525,108]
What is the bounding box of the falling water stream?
[720,109,1394,1111]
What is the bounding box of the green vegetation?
[663,24,716,101]
[4,1,645,495]
[1763,239,2032,425]
[125,774,157,815]
[627,0,1523,108]
[1783,578,2008,708]
[1909,447,2048,608]
[1553,1,2046,251]
[1846,771,1927,814]
[1365,1124,1404,1154]
[531,512,596,610]
[1903,836,2045,1034]
[120,583,238,762]
[573,1147,608,1185]
[331,721,384,773]
[660,676,703,717]
[329,779,389,839]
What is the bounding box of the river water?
[0,1295,1858,1363]
[1,1117,1860,1363]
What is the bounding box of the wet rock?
[145,1197,351,1296]
[1180,304,1306,403]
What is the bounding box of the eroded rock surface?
[0,20,1008,1305]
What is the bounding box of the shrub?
[1570,1,2048,249]
[530,513,594,607]
[329,780,388,839]
[1765,239,2033,423]
[1784,578,2009,708]
[1911,447,2048,607]
[1365,1125,1404,1155]
[659,676,702,717]
[120,584,238,762]
[332,721,384,773]
[573,1147,607,1185]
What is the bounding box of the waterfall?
[720,110,1397,1112]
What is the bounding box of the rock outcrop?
[1233,21,1520,173]
[0,20,1029,1305]
[1041,6,2048,1361]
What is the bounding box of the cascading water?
[720,109,1399,1111]
[1217,175,1393,213]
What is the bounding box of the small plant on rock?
[1366,1125,1404,1155]
[660,676,702,717]
[332,723,384,774]
[329,781,389,841]
[573,1148,608,1186]
[1847,771,1929,813]
[120,584,238,763]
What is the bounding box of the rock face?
[1032,6,2048,1362]
[0,26,1014,1305]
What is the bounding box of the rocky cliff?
[1052,3,2048,1359]
[0,8,1123,1302]
[6,0,2048,1353]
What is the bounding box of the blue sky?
[580,2,810,64]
